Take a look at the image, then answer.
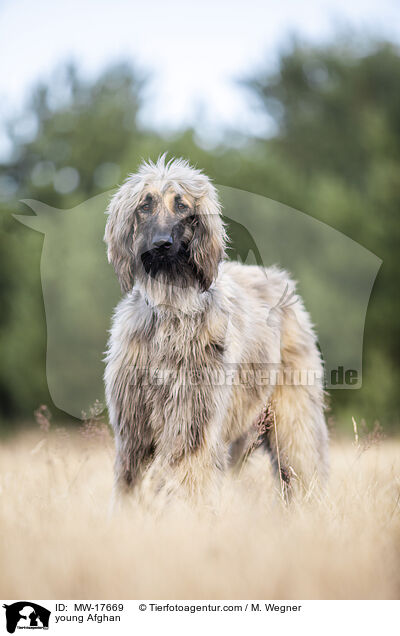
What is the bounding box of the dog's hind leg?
[265,301,329,498]
[264,386,328,500]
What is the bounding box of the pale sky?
[0,0,399,156]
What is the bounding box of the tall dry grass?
[0,418,399,600]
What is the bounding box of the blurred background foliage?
[0,37,399,433]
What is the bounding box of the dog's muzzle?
[151,234,174,251]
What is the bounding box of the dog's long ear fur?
[104,186,137,293]
[189,182,226,292]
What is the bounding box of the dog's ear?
[104,188,136,293]
[189,182,226,291]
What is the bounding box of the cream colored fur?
[104,155,329,506]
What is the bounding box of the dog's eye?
[140,203,151,212]
[177,202,187,211]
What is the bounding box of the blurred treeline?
[0,37,399,433]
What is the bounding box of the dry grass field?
[0,419,399,600]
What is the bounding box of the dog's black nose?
[152,235,173,249]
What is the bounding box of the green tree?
[243,40,400,429]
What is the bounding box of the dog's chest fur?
[110,291,229,448]
[125,292,227,367]
[107,280,279,454]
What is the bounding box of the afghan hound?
[104,155,328,505]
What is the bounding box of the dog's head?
[104,155,226,294]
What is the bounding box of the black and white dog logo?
[2,603,50,633]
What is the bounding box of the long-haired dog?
[104,155,328,505]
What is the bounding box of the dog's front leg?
[173,432,228,505]
[140,435,228,509]
[106,364,156,504]
[113,429,154,492]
